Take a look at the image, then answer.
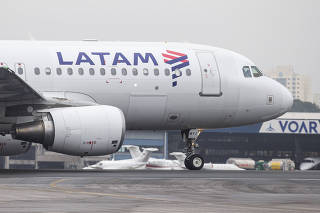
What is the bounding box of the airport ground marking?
[47,178,320,212]
[49,178,195,204]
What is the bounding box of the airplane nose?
[281,86,293,111]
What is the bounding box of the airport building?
[191,112,320,167]
[313,93,320,108]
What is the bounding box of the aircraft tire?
[184,154,204,170]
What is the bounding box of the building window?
[154,68,159,76]
[100,68,105,75]
[89,68,95,75]
[122,68,127,76]
[164,68,170,76]
[67,68,73,75]
[34,67,40,75]
[78,68,84,75]
[111,68,116,75]
[56,68,62,75]
[132,68,138,76]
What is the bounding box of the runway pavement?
[0,169,320,213]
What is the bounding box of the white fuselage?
[0,41,292,130]
[300,157,320,170]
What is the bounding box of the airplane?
[299,157,320,170]
[127,145,244,171]
[126,145,186,170]
[0,40,293,170]
[83,145,158,170]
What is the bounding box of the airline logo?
[260,119,320,134]
[162,50,190,87]
[57,50,190,87]
[57,52,158,66]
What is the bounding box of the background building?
[313,93,320,108]
[191,113,320,167]
[265,65,312,102]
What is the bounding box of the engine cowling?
[12,105,125,156]
[0,135,31,156]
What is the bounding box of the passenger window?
[242,66,252,78]
[143,68,149,76]
[122,68,127,76]
[111,68,116,75]
[17,67,23,75]
[186,69,191,76]
[45,67,51,75]
[164,68,170,76]
[251,66,263,77]
[132,68,138,76]
[34,67,40,75]
[67,68,73,75]
[100,68,106,75]
[78,68,84,75]
[56,68,62,75]
[89,68,95,75]
[154,68,159,76]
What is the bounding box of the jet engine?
[0,135,31,156]
[12,105,125,156]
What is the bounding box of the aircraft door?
[196,52,222,96]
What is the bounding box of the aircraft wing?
[0,67,97,120]
[0,67,44,102]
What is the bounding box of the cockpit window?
[251,66,263,77]
[242,66,252,78]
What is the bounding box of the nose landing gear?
[181,129,204,170]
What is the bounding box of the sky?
[1,0,320,92]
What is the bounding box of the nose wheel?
[184,154,204,170]
[181,129,204,170]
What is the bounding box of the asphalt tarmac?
[0,169,320,213]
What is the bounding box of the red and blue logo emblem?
[162,50,189,87]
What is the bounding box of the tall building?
[313,93,320,108]
[265,65,312,102]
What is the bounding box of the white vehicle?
[83,145,158,170]
[226,158,256,170]
[0,40,293,170]
[299,157,320,170]
[203,163,244,171]
[268,159,295,171]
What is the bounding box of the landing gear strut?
[181,129,204,170]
